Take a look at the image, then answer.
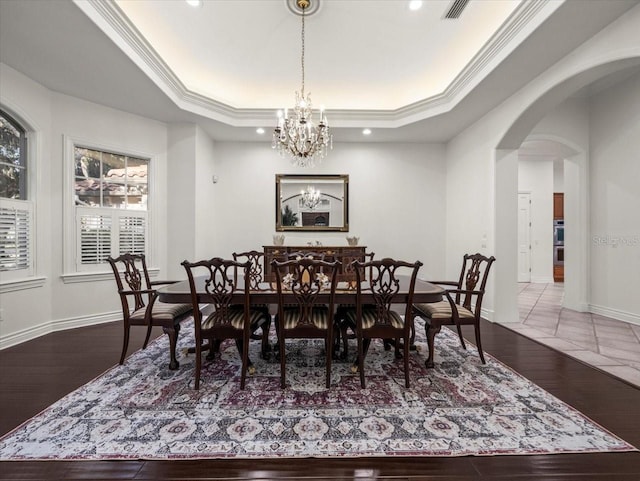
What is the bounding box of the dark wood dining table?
[157,275,443,306]
[157,275,444,358]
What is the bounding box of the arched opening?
[494,60,640,324]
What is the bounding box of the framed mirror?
[276,174,349,232]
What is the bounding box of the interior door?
[517,192,531,282]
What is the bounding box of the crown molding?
[75,0,556,128]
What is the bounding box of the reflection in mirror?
[276,174,349,232]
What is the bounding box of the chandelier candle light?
[301,185,321,209]
[273,0,332,168]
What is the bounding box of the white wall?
[165,123,219,277]
[0,63,53,344]
[553,160,564,193]
[589,71,640,322]
[518,158,554,282]
[446,4,640,323]
[211,142,448,281]
[166,123,197,278]
[0,63,171,347]
[50,93,170,321]
[445,120,501,318]
[194,125,218,261]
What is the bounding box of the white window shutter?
[0,206,30,271]
[119,215,145,255]
[78,214,112,265]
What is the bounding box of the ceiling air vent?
[444,0,469,19]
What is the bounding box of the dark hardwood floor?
[1,319,639,480]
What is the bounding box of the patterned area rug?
[0,318,635,460]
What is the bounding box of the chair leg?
[234,338,254,373]
[325,336,332,388]
[404,332,411,388]
[142,323,153,349]
[206,339,222,361]
[163,325,180,371]
[279,332,287,389]
[409,319,416,349]
[260,317,272,360]
[394,338,402,359]
[194,338,202,390]
[236,338,250,390]
[341,324,349,359]
[357,338,371,388]
[474,320,486,364]
[455,322,467,350]
[119,321,131,365]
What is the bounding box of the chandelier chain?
[272,0,332,168]
[300,5,305,96]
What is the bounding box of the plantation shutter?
[119,215,145,255]
[79,214,112,265]
[0,205,30,271]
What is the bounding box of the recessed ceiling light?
[256,128,265,134]
[363,129,372,136]
[186,0,202,7]
[409,1,423,11]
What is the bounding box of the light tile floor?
[498,283,640,387]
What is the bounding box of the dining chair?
[334,250,375,360]
[181,257,272,390]
[412,253,496,368]
[232,250,273,358]
[107,253,192,370]
[341,257,423,388]
[271,257,341,388]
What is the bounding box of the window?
[73,146,148,271]
[0,109,32,276]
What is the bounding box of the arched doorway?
[494,60,640,324]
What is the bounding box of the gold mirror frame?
[276,174,349,232]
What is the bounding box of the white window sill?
[61,267,160,284]
[0,276,47,294]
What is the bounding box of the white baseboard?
[589,304,640,326]
[563,301,590,312]
[481,307,495,322]
[0,311,120,350]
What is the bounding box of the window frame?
[0,106,42,290]
[62,136,157,282]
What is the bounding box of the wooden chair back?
[108,253,153,315]
[182,258,250,337]
[232,250,269,291]
[353,257,423,334]
[453,253,496,314]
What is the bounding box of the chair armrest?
[441,290,462,323]
[150,280,180,286]
[119,289,156,296]
[428,281,459,287]
[445,288,484,317]
[445,288,483,296]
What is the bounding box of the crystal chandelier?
[272,0,332,168]
[301,185,321,209]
